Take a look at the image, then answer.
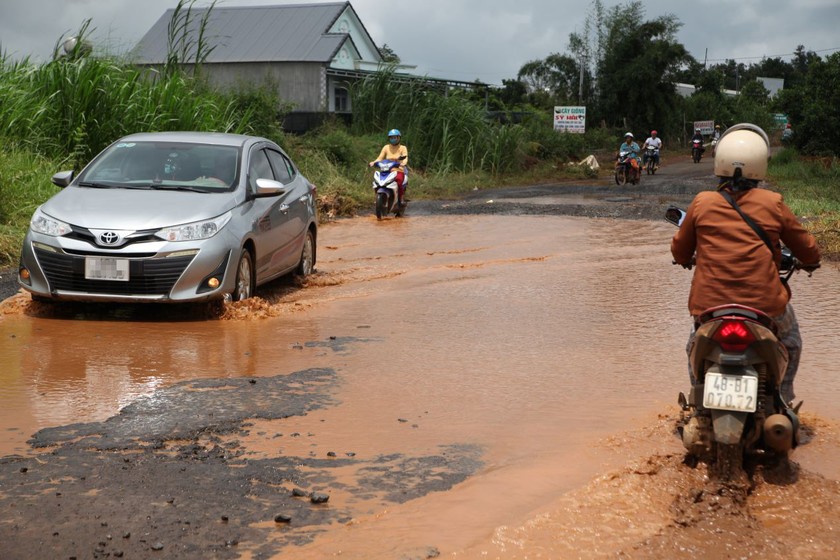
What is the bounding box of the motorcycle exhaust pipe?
[763,414,794,453]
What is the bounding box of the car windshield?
[78,141,241,192]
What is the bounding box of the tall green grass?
[769,148,840,258]
[350,69,528,175]
[0,53,277,169]
[0,140,61,264]
[769,149,840,216]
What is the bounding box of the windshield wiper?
[77,181,119,189]
[147,184,211,193]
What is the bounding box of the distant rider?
[369,129,409,206]
[711,124,722,154]
[642,130,663,169]
[671,123,821,403]
[782,123,794,146]
[619,132,641,179]
[691,128,705,154]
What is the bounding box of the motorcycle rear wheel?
[711,442,746,483]
[375,192,388,220]
[614,167,627,186]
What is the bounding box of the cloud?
[2,0,838,83]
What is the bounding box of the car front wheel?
[233,248,254,301]
[296,230,315,277]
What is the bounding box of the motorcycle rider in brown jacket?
[671,123,821,403]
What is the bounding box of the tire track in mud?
[478,412,840,560]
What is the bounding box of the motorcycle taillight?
[712,319,756,352]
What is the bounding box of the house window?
[334,87,349,113]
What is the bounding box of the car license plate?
[85,257,130,281]
[703,372,757,412]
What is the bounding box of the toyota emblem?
[99,231,120,245]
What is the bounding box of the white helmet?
[624,132,634,139]
[713,123,770,181]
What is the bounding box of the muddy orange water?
[2,214,839,559]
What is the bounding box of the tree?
[379,44,400,64]
[517,53,580,102]
[497,79,528,108]
[797,52,840,154]
[695,68,726,98]
[595,3,690,134]
[739,80,770,106]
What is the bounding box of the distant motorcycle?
[665,205,818,482]
[644,146,658,175]
[691,139,704,163]
[614,150,639,186]
[371,156,407,220]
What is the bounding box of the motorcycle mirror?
[665,206,686,227]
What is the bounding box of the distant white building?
[675,83,737,98]
[757,77,785,97]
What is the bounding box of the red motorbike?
[691,139,704,163]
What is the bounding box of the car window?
[247,148,273,194]
[266,149,296,185]
[81,142,238,191]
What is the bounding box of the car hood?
[41,186,241,230]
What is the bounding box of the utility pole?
[578,55,587,104]
[703,48,708,68]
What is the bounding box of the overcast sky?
[2,0,839,85]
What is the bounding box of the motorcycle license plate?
[703,372,757,412]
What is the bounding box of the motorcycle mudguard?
[711,409,747,444]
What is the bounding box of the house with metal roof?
[131,2,415,132]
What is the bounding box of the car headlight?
[30,208,72,236]
[156,211,232,242]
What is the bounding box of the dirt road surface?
[3,154,840,559]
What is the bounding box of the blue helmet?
[387,129,401,138]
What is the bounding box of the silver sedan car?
[18,131,317,303]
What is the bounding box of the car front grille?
[35,248,194,296]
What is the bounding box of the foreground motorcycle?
[371,156,407,220]
[614,150,639,185]
[691,139,703,163]
[666,206,816,481]
[644,146,658,175]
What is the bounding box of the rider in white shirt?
[642,130,663,169]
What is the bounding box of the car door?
[246,145,296,281]
[265,148,310,271]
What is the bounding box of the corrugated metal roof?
[131,2,355,64]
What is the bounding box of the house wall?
[203,62,327,112]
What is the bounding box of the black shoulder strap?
[719,189,776,257]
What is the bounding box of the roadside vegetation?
[1,0,838,268]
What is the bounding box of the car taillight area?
[712,319,757,352]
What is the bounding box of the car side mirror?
[254,177,287,197]
[51,171,74,188]
[665,206,686,227]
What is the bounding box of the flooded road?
[2,213,839,559]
